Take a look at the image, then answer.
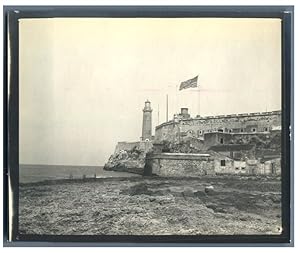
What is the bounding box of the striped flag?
[179,75,198,90]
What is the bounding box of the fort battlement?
[155,110,281,143]
[114,141,153,154]
[156,110,281,130]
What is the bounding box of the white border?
[1,0,297,251]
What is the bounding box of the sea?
[19,164,140,183]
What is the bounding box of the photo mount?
[3,5,293,246]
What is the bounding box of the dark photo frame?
[3,5,294,246]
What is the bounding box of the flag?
[179,75,198,90]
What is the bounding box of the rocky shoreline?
[19,175,281,235]
[103,145,147,174]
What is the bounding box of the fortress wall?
[230,132,280,145]
[114,141,153,154]
[143,152,281,177]
[138,141,153,153]
[203,133,233,147]
[148,153,215,177]
[180,113,281,135]
[204,131,281,148]
[114,142,141,153]
[155,111,281,142]
[264,158,281,175]
[155,123,179,143]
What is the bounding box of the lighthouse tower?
[142,100,153,141]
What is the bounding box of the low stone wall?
[144,152,281,177]
[115,141,152,153]
[145,153,215,177]
[263,158,281,175]
[214,158,234,174]
[215,158,281,176]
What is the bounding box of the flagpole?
[176,82,179,115]
[198,84,200,116]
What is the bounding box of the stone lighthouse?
[142,100,153,141]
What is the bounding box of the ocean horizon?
[19,164,140,183]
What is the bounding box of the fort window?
[220,138,224,144]
[240,129,244,132]
[229,129,232,133]
[235,167,239,170]
[264,127,268,131]
[220,160,226,166]
[218,129,224,133]
[241,167,246,170]
[252,128,256,132]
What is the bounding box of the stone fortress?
[104,100,282,177]
[155,108,281,143]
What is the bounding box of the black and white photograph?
[4,6,293,245]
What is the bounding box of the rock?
[149,197,156,202]
[194,190,207,198]
[103,147,148,174]
[239,216,248,221]
[157,195,175,204]
[183,187,195,198]
[206,203,217,210]
[170,191,183,197]
[121,183,151,196]
[215,207,227,213]
[268,194,281,204]
[204,185,214,194]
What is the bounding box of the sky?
[19,18,281,166]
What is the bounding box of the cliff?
[104,142,153,174]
